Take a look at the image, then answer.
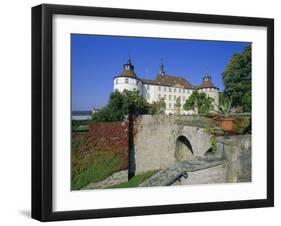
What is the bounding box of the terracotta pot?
[220,118,234,132]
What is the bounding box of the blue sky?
[72,34,250,111]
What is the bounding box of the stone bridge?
[131,115,217,174]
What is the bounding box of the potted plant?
[214,97,241,132]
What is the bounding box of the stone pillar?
[216,137,240,183]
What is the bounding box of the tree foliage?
[92,90,148,122]
[148,98,166,115]
[222,45,251,112]
[183,90,214,114]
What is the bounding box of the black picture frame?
[32,4,274,222]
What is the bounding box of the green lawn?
[108,170,159,189]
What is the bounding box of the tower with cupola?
[113,57,143,95]
[197,73,219,108]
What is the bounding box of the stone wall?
[138,135,251,187]
[216,135,251,183]
[133,115,214,174]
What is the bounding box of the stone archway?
[175,135,194,161]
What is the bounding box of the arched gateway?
[175,136,194,161]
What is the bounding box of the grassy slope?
[72,150,124,190]
[71,133,126,190]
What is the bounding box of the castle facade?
[113,58,219,115]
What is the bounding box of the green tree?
[92,90,148,122]
[183,90,214,114]
[148,98,166,115]
[222,45,251,112]
[121,90,148,115]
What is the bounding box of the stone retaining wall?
[133,115,213,174]
[216,135,251,182]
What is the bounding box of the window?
[174,88,176,92]
[169,95,171,101]
[183,89,185,94]
[164,87,166,92]
[147,93,150,100]
[174,96,176,100]
[116,79,118,84]
[147,85,150,90]
[169,88,171,92]
[125,78,129,84]
[183,96,185,101]
[164,94,166,100]
[169,103,171,108]
[158,86,161,91]
[133,88,136,91]
[158,94,161,99]
[179,89,181,93]
[136,80,139,85]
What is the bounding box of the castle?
[113,58,219,114]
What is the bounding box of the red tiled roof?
[142,74,193,89]
[117,69,137,78]
[197,79,218,89]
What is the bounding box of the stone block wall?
[216,135,251,182]
[133,115,213,174]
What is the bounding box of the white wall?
[114,77,143,94]
[0,0,279,226]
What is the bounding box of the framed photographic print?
[32,4,274,221]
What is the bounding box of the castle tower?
[159,59,165,76]
[113,57,143,95]
[156,59,166,80]
[197,73,219,108]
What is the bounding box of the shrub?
[233,116,251,134]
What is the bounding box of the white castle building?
[113,58,219,115]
